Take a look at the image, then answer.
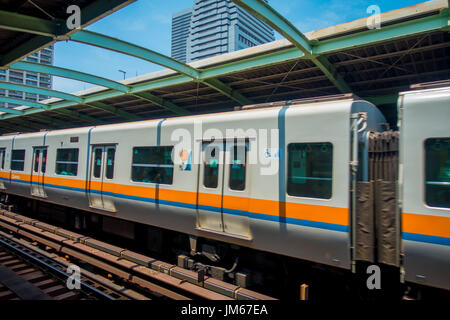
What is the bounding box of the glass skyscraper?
[171,0,275,63]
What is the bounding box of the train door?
[30,147,47,198]
[197,141,225,232]
[222,140,251,238]
[88,145,116,212]
[197,140,251,239]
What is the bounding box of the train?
[0,82,448,299]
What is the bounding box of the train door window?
[203,143,220,188]
[93,148,103,178]
[55,148,79,176]
[131,146,173,184]
[11,149,25,171]
[287,142,333,199]
[425,138,450,208]
[34,149,40,173]
[229,144,247,191]
[105,147,115,179]
[0,148,6,169]
[42,149,47,173]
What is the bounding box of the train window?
[229,144,247,191]
[55,148,79,176]
[11,150,25,171]
[131,146,173,184]
[287,143,333,199]
[42,149,47,173]
[34,150,40,173]
[93,148,102,178]
[425,138,450,208]
[0,149,5,169]
[203,143,220,188]
[105,148,115,179]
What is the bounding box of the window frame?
[228,143,248,192]
[0,148,6,170]
[286,142,333,200]
[11,149,26,172]
[423,137,450,209]
[130,146,174,185]
[55,148,79,176]
[202,142,221,189]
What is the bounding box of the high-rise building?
[171,0,275,63]
[0,45,54,109]
[171,8,193,63]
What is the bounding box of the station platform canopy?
[0,0,449,133]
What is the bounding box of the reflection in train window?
[131,146,173,184]
[105,148,115,179]
[229,144,247,191]
[425,138,450,208]
[93,148,102,178]
[287,143,333,199]
[42,149,47,173]
[55,148,79,176]
[11,149,25,171]
[0,148,5,169]
[203,143,220,188]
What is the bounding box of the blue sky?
[53,0,424,93]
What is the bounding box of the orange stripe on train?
[403,213,450,238]
[10,174,349,226]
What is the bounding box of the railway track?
[0,208,275,300]
[0,232,146,300]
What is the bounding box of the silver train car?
[0,85,448,295]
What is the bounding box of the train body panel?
[399,86,450,290]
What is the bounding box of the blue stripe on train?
[402,232,450,246]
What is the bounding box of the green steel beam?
[85,101,142,121]
[71,30,200,79]
[7,61,186,117]
[0,97,102,126]
[0,107,23,115]
[231,0,351,93]
[0,10,64,37]
[311,55,351,93]
[69,30,252,105]
[0,81,83,103]
[0,97,49,110]
[131,92,191,115]
[0,36,53,68]
[10,61,130,92]
[231,1,312,54]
